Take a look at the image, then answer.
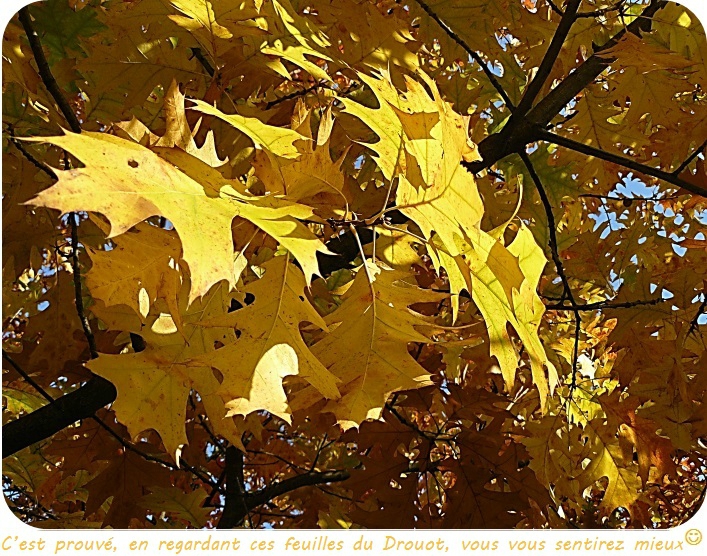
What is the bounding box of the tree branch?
[218,446,250,529]
[69,213,98,359]
[546,298,665,311]
[464,0,668,173]
[245,470,350,514]
[514,0,582,116]
[412,0,515,110]
[2,374,116,459]
[2,353,217,487]
[217,465,349,528]
[545,0,564,17]
[673,139,707,176]
[6,125,57,179]
[519,151,582,389]
[190,47,215,77]
[689,294,706,337]
[536,128,707,197]
[18,7,81,134]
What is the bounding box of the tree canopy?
[2,0,707,529]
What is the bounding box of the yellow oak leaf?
[256,0,332,83]
[315,0,420,72]
[341,71,408,181]
[25,131,327,301]
[169,0,233,42]
[252,112,348,210]
[189,98,309,170]
[575,420,643,516]
[86,222,182,327]
[140,486,211,528]
[193,255,340,421]
[87,283,244,458]
[362,225,422,271]
[293,262,445,430]
[460,225,558,408]
[395,72,484,256]
[154,80,225,168]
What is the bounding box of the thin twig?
[69,213,98,359]
[265,82,325,110]
[576,0,627,19]
[18,7,81,133]
[412,0,515,110]
[688,294,707,337]
[579,193,678,203]
[545,0,564,17]
[6,125,57,179]
[673,139,707,176]
[2,351,54,405]
[384,403,455,443]
[189,393,226,451]
[546,298,665,311]
[519,151,582,397]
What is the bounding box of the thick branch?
[190,47,215,77]
[536,128,707,197]
[465,0,667,173]
[2,376,116,458]
[218,446,249,529]
[18,7,81,133]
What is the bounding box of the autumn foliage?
[2,0,707,529]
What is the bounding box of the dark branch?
[18,7,81,134]
[673,139,707,176]
[6,126,57,179]
[412,0,515,110]
[576,0,627,19]
[190,47,215,77]
[514,0,582,116]
[2,353,216,487]
[245,470,350,513]
[2,375,116,459]
[218,466,349,528]
[265,83,324,110]
[545,0,564,17]
[519,151,582,389]
[689,294,706,337]
[385,403,447,442]
[69,213,98,359]
[464,0,668,174]
[2,350,54,405]
[217,446,250,529]
[546,298,665,311]
[536,128,707,198]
